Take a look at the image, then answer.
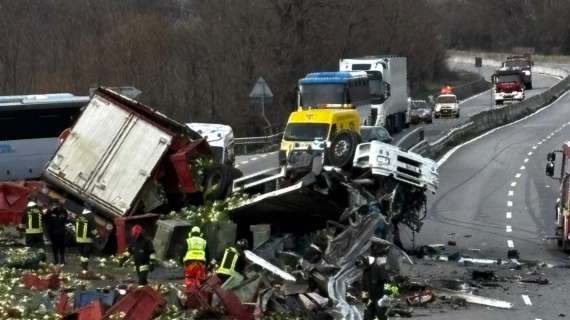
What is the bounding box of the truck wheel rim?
[334,140,349,157]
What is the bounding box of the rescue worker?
[44,200,69,265]
[125,225,157,285]
[215,239,248,284]
[75,208,98,272]
[181,226,208,288]
[20,201,45,248]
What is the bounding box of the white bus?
[0,94,89,181]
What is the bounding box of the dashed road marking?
[241,160,249,164]
[522,295,532,306]
[528,151,533,156]
[506,212,512,219]
[507,201,513,207]
[506,225,512,233]
[261,154,267,158]
[507,240,515,248]
[532,146,538,149]
[520,165,526,170]
[251,157,258,161]
[508,190,514,197]
[515,173,522,178]
[524,158,529,163]
[510,181,517,187]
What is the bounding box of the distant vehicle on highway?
[492,68,525,105]
[360,126,393,144]
[503,55,533,89]
[434,91,460,118]
[0,93,88,181]
[409,99,433,124]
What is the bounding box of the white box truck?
[339,56,410,133]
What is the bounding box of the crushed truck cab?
[353,141,438,193]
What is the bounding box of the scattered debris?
[432,288,512,309]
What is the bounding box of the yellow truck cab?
[281,107,360,154]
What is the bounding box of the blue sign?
[0,144,13,154]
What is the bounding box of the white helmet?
[82,208,92,215]
[27,201,37,208]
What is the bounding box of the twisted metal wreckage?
[224,137,439,318]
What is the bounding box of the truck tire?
[326,131,360,170]
[203,164,233,201]
[526,82,533,90]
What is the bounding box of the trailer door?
[85,116,172,216]
[46,95,131,193]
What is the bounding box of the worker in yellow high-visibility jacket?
[20,201,45,248]
[181,226,208,288]
[75,208,98,272]
[216,238,248,284]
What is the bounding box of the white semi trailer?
[339,56,409,133]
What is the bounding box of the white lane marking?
[241,160,249,164]
[524,158,529,163]
[532,146,538,149]
[508,190,514,197]
[538,141,543,145]
[528,151,533,156]
[251,157,258,161]
[510,181,517,187]
[506,225,512,233]
[522,295,532,306]
[507,201,513,207]
[506,212,512,219]
[235,164,240,168]
[436,91,570,167]
[520,166,526,170]
[515,173,522,178]
[507,240,515,248]
[261,154,267,158]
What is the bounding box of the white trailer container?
[43,88,213,220]
[339,56,409,133]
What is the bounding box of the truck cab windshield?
[436,96,457,104]
[505,60,529,68]
[283,123,329,141]
[497,75,521,83]
[300,84,345,106]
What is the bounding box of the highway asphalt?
[404,78,570,319]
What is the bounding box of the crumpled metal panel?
[324,213,380,320]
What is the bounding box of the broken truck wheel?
[203,164,234,201]
[326,131,360,170]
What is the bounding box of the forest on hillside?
[12,1,570,134]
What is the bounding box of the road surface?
[405,88,570,319]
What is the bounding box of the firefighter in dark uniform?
[215,239,248,283]
[44,200,69,265]
[20,201,45,248]
[75,208,98,272]
[125,224,157,285]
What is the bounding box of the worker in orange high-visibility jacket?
[181,226,208,288]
